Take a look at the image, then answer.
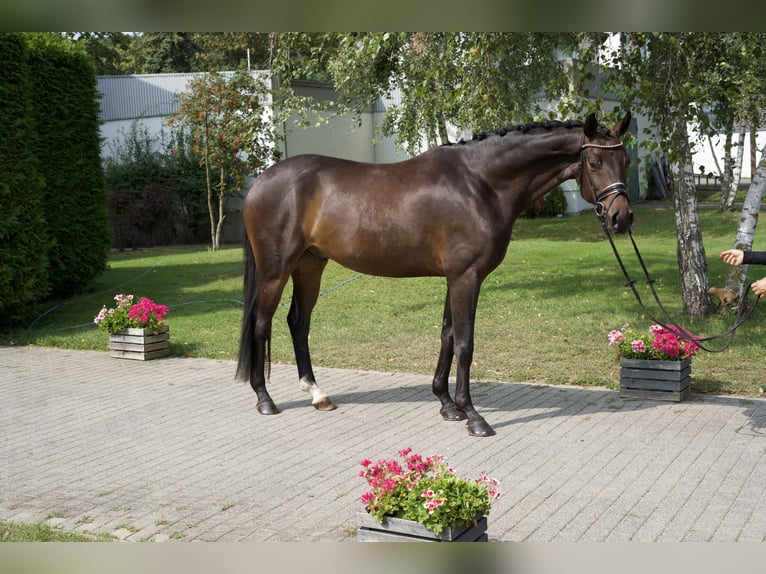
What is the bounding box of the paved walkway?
[2,345,766,542]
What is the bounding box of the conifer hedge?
[26,33,110,299]
[0,33,49,328]
[0,33,109,329]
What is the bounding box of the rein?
[581,137,760,352]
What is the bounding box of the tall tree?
[63,32,133,75]
[718,34,766,294]
[137,32,198,74]
[167,71,280,250]
[191,33,271,72]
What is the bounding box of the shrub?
[104,121,208,248]
[523,186,567,218]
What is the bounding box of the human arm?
[743,251,766,265]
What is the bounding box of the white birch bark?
[671,116,713,317]
[721,122,746,211]
[724,141,766,294]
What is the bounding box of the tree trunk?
[203,111,217,251]
[671,116,713,317]
[722,122,746,211]
[724,140,766,295]
[717,125,732,202]
[751,125,758,178]
[214,167,226,251]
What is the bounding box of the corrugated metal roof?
[97,73,196,121]
[96,71,271,122]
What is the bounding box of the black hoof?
[440,404,467,421]
[257,400,280,415]
[466,420,496,437]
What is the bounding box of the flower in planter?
[94,294,169,334]
[608,323,700,361]
[359,447,501,535]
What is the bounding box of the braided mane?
[448,118,614,146]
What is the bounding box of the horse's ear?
[613,111,632,139]
[583,113,598,138]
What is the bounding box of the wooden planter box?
[356,512,487,542]
[620,357,691,402]
[109,326,170,361]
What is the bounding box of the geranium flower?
[94,294,169,334]
[608,324,700,361]
[359,448,501,535]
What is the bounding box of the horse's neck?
[478,129,581,203]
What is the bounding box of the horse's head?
[579,112,633,235]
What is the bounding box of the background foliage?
[103,121,209,248]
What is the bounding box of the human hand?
[720,249,745,266]
[751,277,766,297]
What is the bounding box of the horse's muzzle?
[595,183,632,234]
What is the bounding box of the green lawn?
[3,206,764,396]
[0,519,113,541]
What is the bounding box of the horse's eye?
[589,160,601,169]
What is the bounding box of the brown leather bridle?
[579,137,629,220]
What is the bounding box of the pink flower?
[608,330,624,345]
[631,339,646,353]
[421,489,435,498]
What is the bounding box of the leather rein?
[580,135,759,353]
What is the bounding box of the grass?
[2,206,764,396]
[0,519,113,542]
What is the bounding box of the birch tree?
[720,122,745,211]
[721,34,766,293]
[725,143,766,296]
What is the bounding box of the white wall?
[691,128,765,181]
[100,117,168,160]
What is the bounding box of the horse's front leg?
[448,276,495,437]
[432,290,466,421]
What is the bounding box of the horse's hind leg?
[251,275,290,415]
[288,251,335,411]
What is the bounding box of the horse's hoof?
[313,397,336,411]
[440,405,467,421]
[257,401,280,415]
[466,420,496,437]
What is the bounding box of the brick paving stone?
[3,345,766,542]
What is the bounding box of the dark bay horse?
[236,112,632,436]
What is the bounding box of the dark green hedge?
[26,33,110,299]
[0,33,49,328]
[0,33,110,330]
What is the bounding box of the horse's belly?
[319,240,443,278]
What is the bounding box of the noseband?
[580,137,629,220]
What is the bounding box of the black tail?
[236,235,270,382]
